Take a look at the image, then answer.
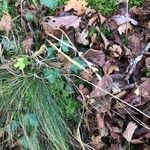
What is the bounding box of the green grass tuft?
[0,70,80,149]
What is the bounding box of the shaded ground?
[0,0,150,149]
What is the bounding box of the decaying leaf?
[83,49,106,67]
[91,135,104,150]
[90,75,113,98]
[98,13,106,25]
[80,69,93,81]
[42,15,81,29]
[123,122,137,142]
[79,84,90,96]
[65,0,87,15]
[0,12,12,31]
[128,33,142,57]
[139,79,150,98]
[76,29,89,45]
[109,44,122,58]
[112,14,138,25]
[107,65,119,75]
[118,23,132,35]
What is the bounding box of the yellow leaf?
[65,0,87,15]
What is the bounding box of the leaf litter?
[1,0,150,149]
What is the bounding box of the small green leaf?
[43,68,61,83]
[4,121,20,133]
[14,57,30,70]
[1,38,16,51]
[70,57,87,74]
[22,113,38,128]
[47,47,56,58]
[40,0,60,10]
[59,40,70,52]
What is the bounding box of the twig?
[126,42,150,81]
[72,74,150,120]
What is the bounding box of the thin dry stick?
[72,74,150,119]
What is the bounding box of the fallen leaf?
[98,13,106,25]
[76,28,89,45]
[109,44,122,58]
[112,82,121,94]
[148,21,150,28]
[130,139,144,144]
[112,14,138,25]
[118,23,132,35]
[79,84,90,95]
[128,33,143,57]
[107,65,119,75]
[80,69,93,81]
[139,79,150,98]
[90,75,113,98]
[124,93,141,106]
[42,15,81,29]
[65,0,87,15]
[83,49,106,67]
[145,57,150,70]
[0,12,12,31]
[123,122,137,142]
[88,14,98,26]
[96,112,105,128]
[91,135,104,150]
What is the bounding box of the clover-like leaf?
[14,57,30,70]
[43,68,61,83]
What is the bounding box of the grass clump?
[87,0,117,15]
[0,69,80,149]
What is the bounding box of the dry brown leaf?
[42,15,81,29]
[128,33,142,57]
[83,49,106,67]
[123,122,137,142]
[148,21,150,28]
[90,75,113,98]
[118,23,132,35]
[139,79,150,98]
[109,44,122,58]
[65,0,87,15]
[0,12,12,31]
[80,69,93,81]
[98,13,106,25]
[76,29,89,45]
[107,65,119,75]
[96,112,105,128]
[88,14,98,26]
[79,84,90,95]
[91,135,104,150]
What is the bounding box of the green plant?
[146,69,150,78]
[100,25,112,38]
[129,0,144,7]
[14,57,31,70]
[87,0,117,15]
[0,70,80,149]
[121,34,128,46]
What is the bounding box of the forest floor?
[0,0,150,150]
